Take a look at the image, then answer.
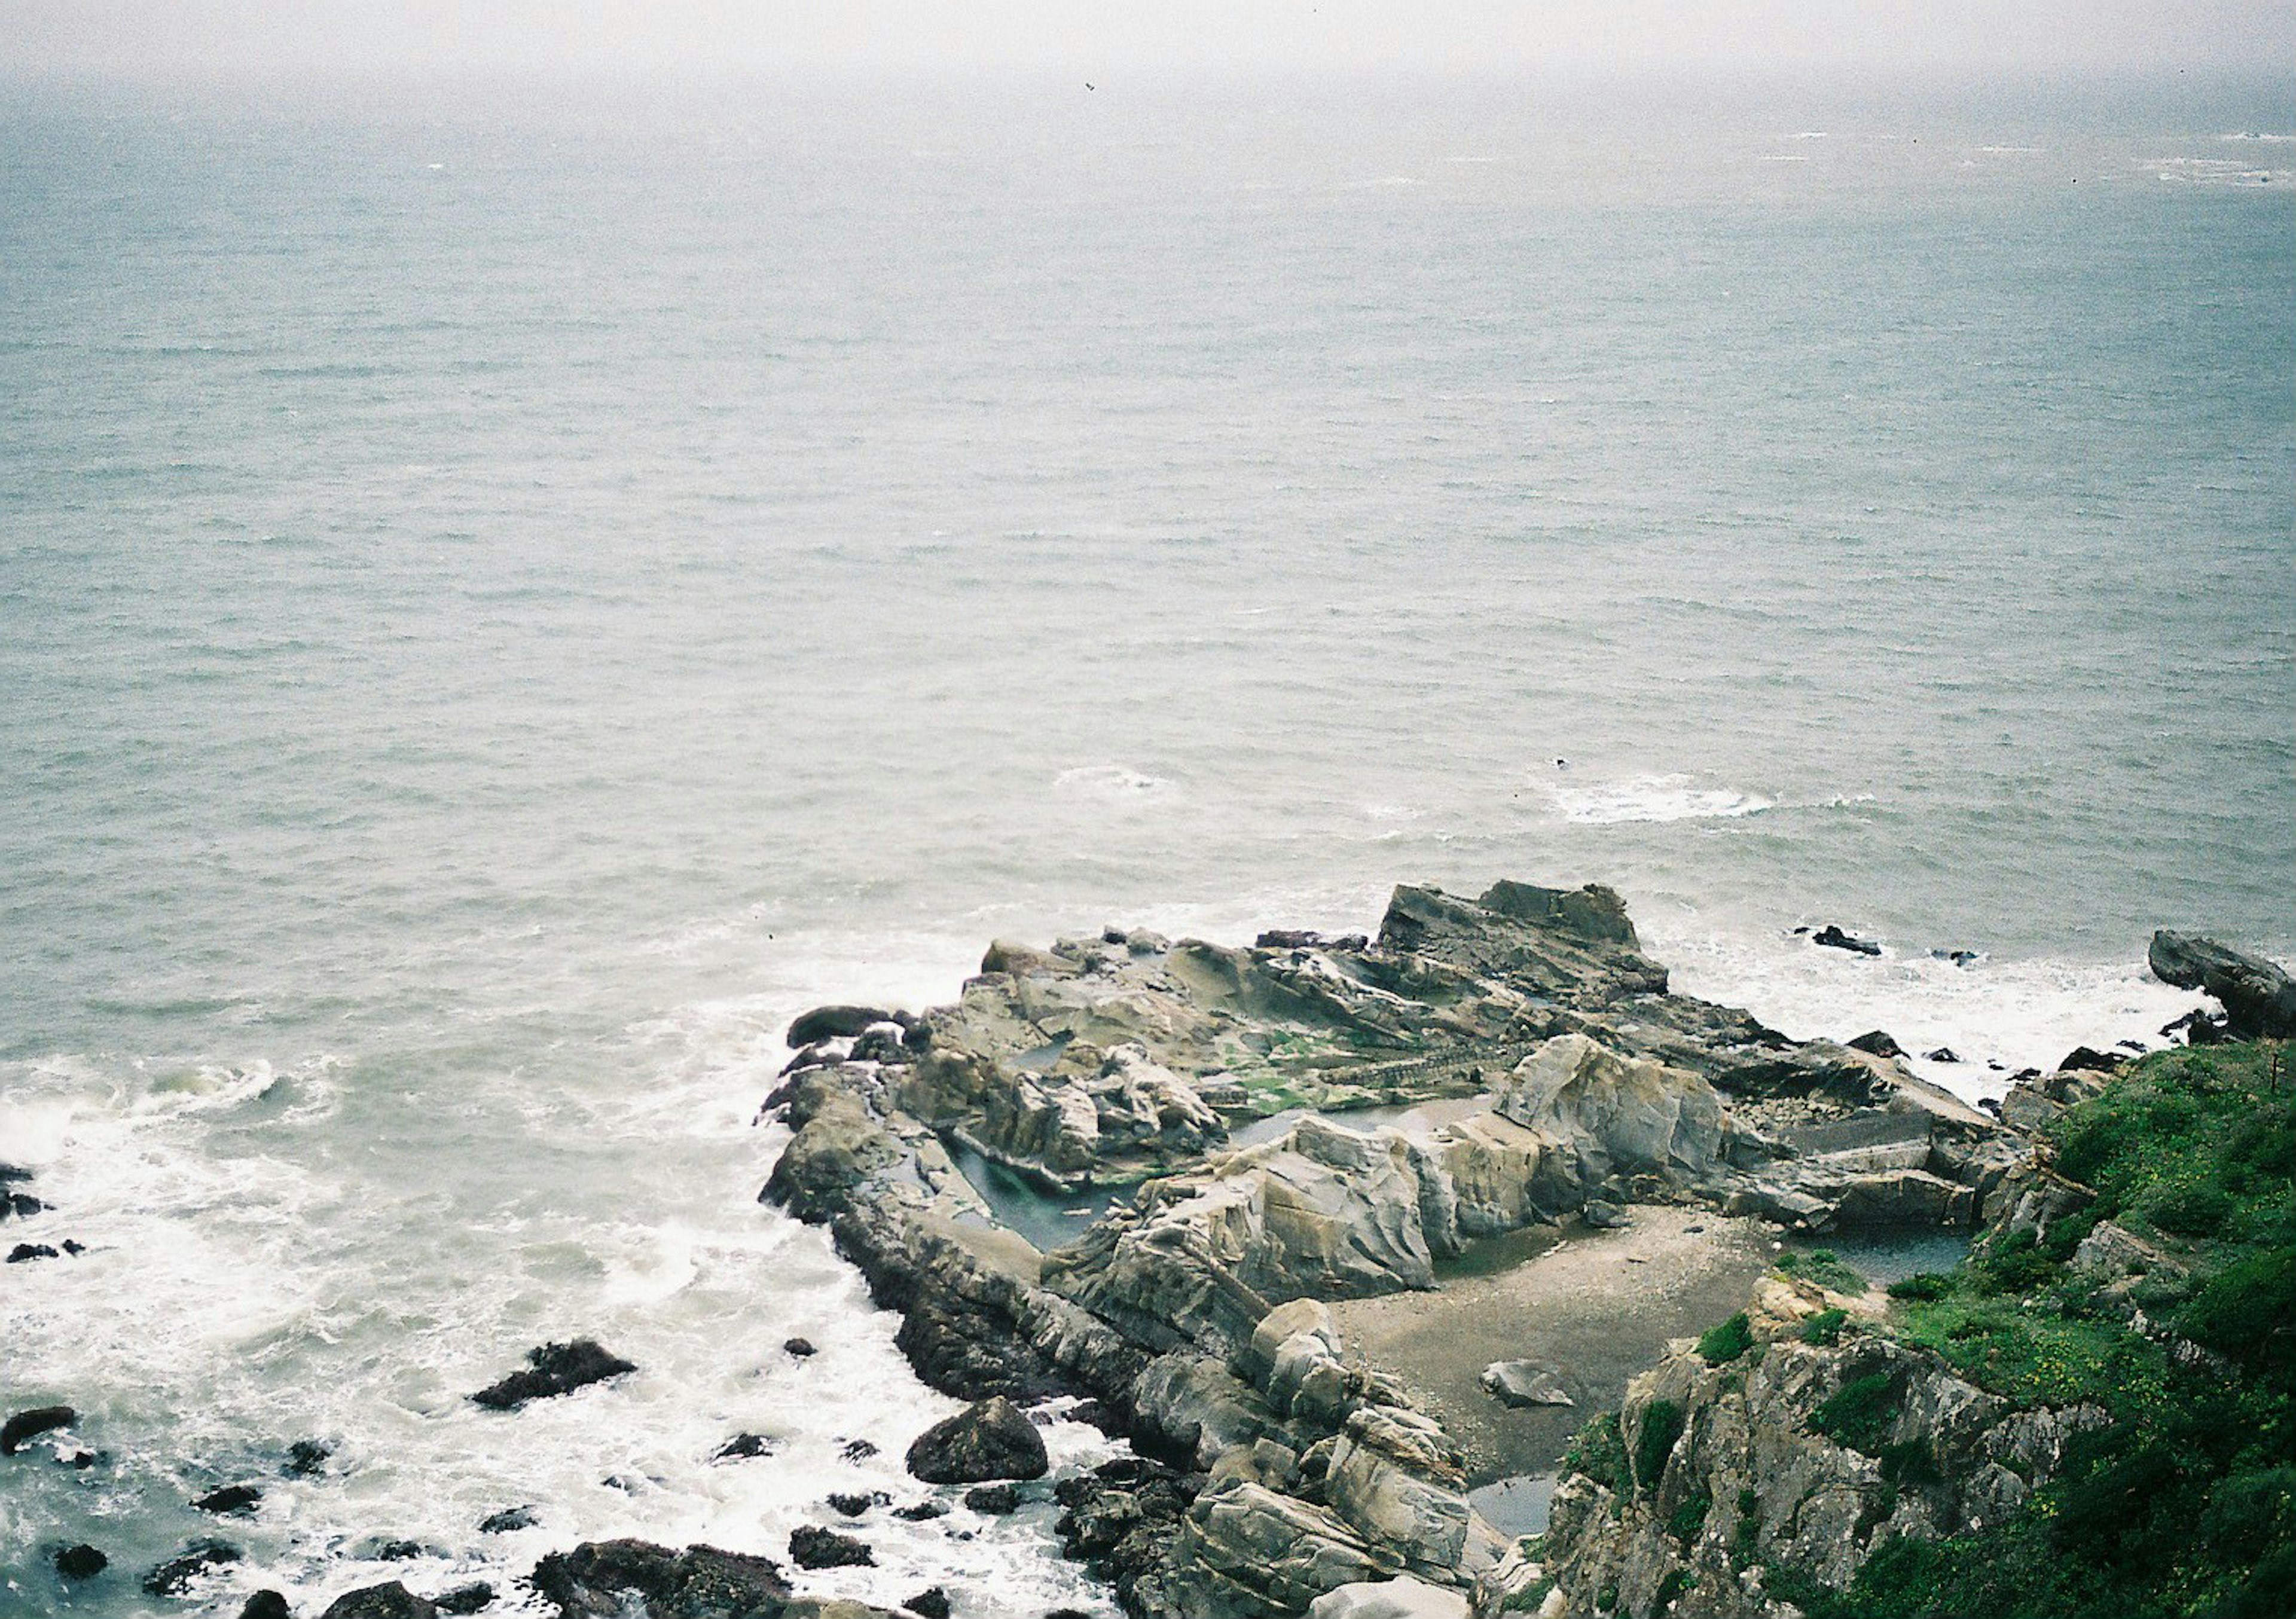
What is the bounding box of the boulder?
[285,1438,335,1476]
[787,1525,874,1569]
[1846,1030,1904,1059]
[322,1585,438,1619]
[529,1540,800,1618]
[238,1593,292,1619]
[2149,933,2296,1038]
[434,1584,494,1615]
[905,1396,1049,1484]
[470,1340,636,1410]
[2,1404,74,1455]
[760,1083,905,1221]
[1479,1361,1573,1409]
[195,1483,262,1516]
[480,1505,538,1533]
[904,1591,952,1619]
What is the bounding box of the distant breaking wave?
[1544,774,1875,826]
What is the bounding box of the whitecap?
[1544,774,1775,824]
[1053,763,1176,800]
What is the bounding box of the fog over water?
[0,29,2290,1618]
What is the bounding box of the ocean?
[1,69,2289,1616]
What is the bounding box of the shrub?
[1888,1272,1953,1302]
[1562,1412,1631,1496]
[1879,1438,1941,1489]
[2138,1177,2233,1238]
[1633,1400,1687,1494]
[2178,1247,2296,1377]
[1813,1372,1899,1455]
[1697,1312,1755,1365]
[1666,1486,1713,1542]
[1801,1308,1849,1346]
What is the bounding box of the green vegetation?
[1666,1486,1713,1542]
[1801,1307,1849,1345]
[1696,1312,1754,1365]
[1812,1370,1901,1454]
[1778,1247,1870,1295]
[1633,1400,1687,1494]
[1564,1411,1631,1498]
[1793,1040,2296,1619]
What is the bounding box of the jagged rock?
[1171,1474,1397,1617]
[144,1539,242,1596]
[904,1591,952,1619]
[4,1190,45,1218]
[434,1584,494,1615]
[1494,1034,1729,1190]
[715,1432,773,1460]
[322,1584,438,1619]
[1924,1047,1961,1063]
[529,1539,904,1618]
[761,1077,906,1220]
[470,1340,636,1410]
[54,1542,107,1580]
[2149,932,2296,1038]
[2057,1045,2121,1073]
[196,1483,262,1516]
[2,1404,74,1455]
[787,1524,873,1569]
[1846,1030,1903,1058]
[480,1505,537,1532]
[1811,925,1880,957]
[239,1592,292,1619]
[1309,1578,1470,1619]
[1479,1361,1573,1409]
[286,1438,336,1476]
[963,1482,1019,1513]
[1580,1199,1631,1229]
[905,1396,1049,1484]
[8,1241,60,1261]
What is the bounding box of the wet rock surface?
[905,1396,1051,1484]
[469,1339,637,1410]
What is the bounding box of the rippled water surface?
[1,72,2289,1615]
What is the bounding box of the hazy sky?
[3,1,2290,83]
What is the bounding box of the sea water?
[1,71,2289,1615]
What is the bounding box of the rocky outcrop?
[1510,1281,2102,1619]
[760,879,2034,1619]
[2149,932,2296,1040]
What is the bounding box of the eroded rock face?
[1494,1035,1728,1188]
[1524,1325,2103,1619]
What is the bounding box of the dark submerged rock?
[469,1339,636,1410]
[827,1490,881,1516]
[5,1191,45,1218]
[286,1438,336,1476]
[195,1483,263,1516]
[713,1433,774,1461]
[238,1592,293,1619]
[479,1505,538,1533]
[2,1404,75,1455]
[2059,1045,2121,1073]
[144,1539,242,1596]
[893,1500,949,1521]
[782,1337,817,1358]
[963,1482,1019,1513]
[54,1542,108,1580]
[320,1583,438,1619]
[903,1589,953,1619]
[1812,924,1882,957]
[904,1395,1050,1484]
[787,1523,874,1569]
[8,1241,60,1262]
[433,1583,494,1615]
[1923,1047,1962,1063]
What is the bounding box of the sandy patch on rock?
[1330,1206,1778,1484]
